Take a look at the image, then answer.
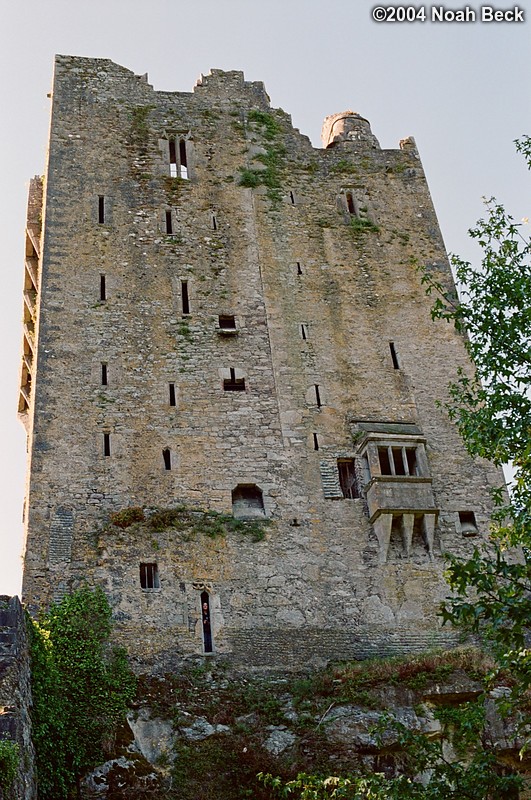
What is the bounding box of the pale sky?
[1,0,529,596]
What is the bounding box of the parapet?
[321,111,380,149]
[194,68,270,107]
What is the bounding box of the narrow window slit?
[169,139,177,178]
[169,383,176,407]
[390,341,400,369]
[313,433,319,451]
[179,139,188,179]
[314,384,322,408]
[101,363,108,386]
[346,191,356,215]
[163,448,171,470]
[301,324,308,341]
[100,274,106,301]
[169,138,177,163]
[212,215,217,231]
[201,591,213,653]
[181,281,190,315]
[98,196,105,224]
[289,191,295,205]
[296,262,303,275]
[165,210,173,234]
[103,433,111,457]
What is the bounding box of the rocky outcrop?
[78,650,530,798]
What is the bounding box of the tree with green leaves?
[420,136,531,696]
[28,586,136,799]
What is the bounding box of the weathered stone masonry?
[0,597,36,800]
[20,56,505,670]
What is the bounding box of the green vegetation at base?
[28,586,136,800]
[128,646,526,800]
[0,739,19,797]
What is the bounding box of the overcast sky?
[1,0,529,596]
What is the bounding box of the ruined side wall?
[0,597,36,800]
[21,57,505,670]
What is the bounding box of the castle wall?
[0,597,36,800]
[20,56,504,669]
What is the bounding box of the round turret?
[321,111,380,149]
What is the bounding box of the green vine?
[248,109,281,140]
[149,506,269,542]
[239,109,285,202]
[109,504,269,542]
[109,506,145,528]
[129,105,155,149]
[349,215,380,236]
[28,587,136,799]
[0,739,19,796]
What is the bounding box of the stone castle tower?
[18,56,502,671]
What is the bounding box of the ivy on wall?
[28,586,136,799]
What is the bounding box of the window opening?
[98,196,105,224]
[100,274,106,301]
[406,448,417,475]
[378,446,417,476]
[289,191,295,205]
[338,459,359,499]
[232,484,265,518]
[301,324,308,341]
[313,433,319,451]
[392,447,406,476]
[169,383,176,407]
[169,138,178,178]
[459,511,478,536]
[389,342,400,369]
[219,315,236,329]
[140,563,160,590]
[163,448,171,470]
[179,139,188,179]
[212,214,217,231]
[101,363,108,386]
[224,368,245,392]
[165,210,173,234]
[181,281,190,315]
[103,433,110,457]
[314,384,322,408]
[296,262,303,275]
[346,191,356,215]
[378,446,391,474]
[201,591,213,653]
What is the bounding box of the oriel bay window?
[354,426,438,564]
